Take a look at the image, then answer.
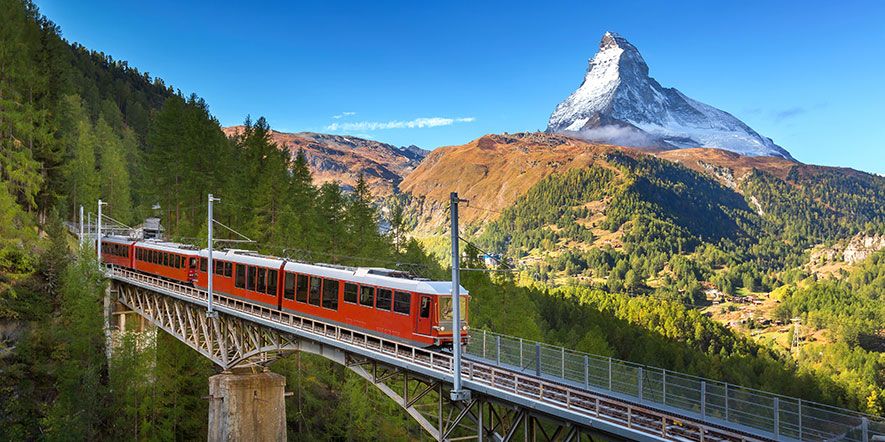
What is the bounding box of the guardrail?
[466,329,884,442]
[106,266,766,442]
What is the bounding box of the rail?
[105,266,883,442]
[466,330,884,442]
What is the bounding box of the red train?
[99,236,468,347]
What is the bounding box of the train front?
[432,285,469,347]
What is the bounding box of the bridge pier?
[208,369,287,442]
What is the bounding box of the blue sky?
[38,0,885,173]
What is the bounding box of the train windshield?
[438,296,468,322]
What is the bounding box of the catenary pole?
[97,200,107,267]
[450,192,470,401]
[207,194,220,318]
[79,205,84,246]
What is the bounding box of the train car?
[132,240,201,284]
[279,262,467,347]
[194,249,468,347]
[193,249,285,308]
[99,235,136,268]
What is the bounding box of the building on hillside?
[134,217,165,240]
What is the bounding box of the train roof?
[284,261,467,296]
[200,249,467,296]
[133,239,201,255]
[101,235,136,245]
[199,248,282,269]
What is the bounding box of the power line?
[213,219,254,243]
[461,202,505,215]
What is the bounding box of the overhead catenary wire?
[99,213,134,230]
[461,201,505,215]
[212,218,254,243]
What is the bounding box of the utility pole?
[97,200,107,267]
[450,192,470,401]
[791,317,802,360]
[79,205,84,246]
[207,194,221,318]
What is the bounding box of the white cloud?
[332,111,357,119]
[326,117,475,131]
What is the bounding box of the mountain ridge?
[222,126,426,194]
[547,32,793,160]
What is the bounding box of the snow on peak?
[547,33,793,160]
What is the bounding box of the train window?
[308,277,321,306]
[246,267,256,291]
[150,250,156,264]
[359,286,374,307]
[393,291,411,315]
[267,270,278,295]
[420,297,431,318]
[224,262,232,277]
[257,268,267,293]
[343,283,358,304]
[296,275,308,302]
[190,257,197,269]
[200,258,207,272]
[214,260,223,275]
[376,289,392,311]
[284,273,295,300]
[235,265,246,288]
[172,255,178,268]
[163,253,169,267]
[322,279,338,310]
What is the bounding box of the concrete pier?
[208,369,287,442]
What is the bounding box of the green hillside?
[471,151,885,415]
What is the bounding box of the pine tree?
[43,248,110,440]
[278,148,318,253]
[95,116,133,223]
[345,174,380,256]
[61,95,99,219]
[316,182,347,258]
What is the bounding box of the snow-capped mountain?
[547,32,793,159]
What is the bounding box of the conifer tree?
[95,116,133,223]
[61,97,99,219]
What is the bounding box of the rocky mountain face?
[547,32,793,159]
[399,132,622,229]
[223,127,426,194]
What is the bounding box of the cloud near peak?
[332,111,357,120]
[326,116,475,131]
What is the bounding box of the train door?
[416,295,432,335]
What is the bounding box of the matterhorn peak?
[599,32,631,51]
[547,33,793,160]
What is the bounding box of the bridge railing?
[466,329,884,442]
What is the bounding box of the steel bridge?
[104,267,883,442]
